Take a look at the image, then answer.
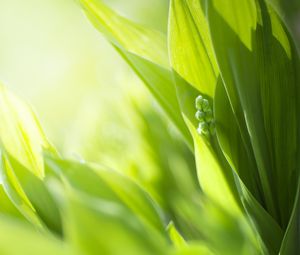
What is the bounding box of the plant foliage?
[0,0,299,254]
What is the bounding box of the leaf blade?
[79,0,191,146]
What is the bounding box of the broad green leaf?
[0,152,42,227]
[167,221,186,248]
[64,189,167,255]
[214,80,283,254]
[170,194,260,254]
[167,76,258,252]
[214,78,262,202]
[0,215,71,255]
[0,184,23,219]
[80,0,168,68]
[279,178,300,254]
[3,153,62,235]
[0,84,58,229]
[206,0,300,225]
[168,6,285,253]
[185,118,241,215]
[79,0,191,147]
[168,1,294,253]
[168,1,219,169]
[45,155,166,235]
[169,0,219,98]
[0,84,56,178]
[206,0,276,218]
[173,76,275,253]
[239,180,283,255]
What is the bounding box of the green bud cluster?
[195,95,216,136]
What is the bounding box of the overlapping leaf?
[206,0,300,227]
[0,84,60,231]
[63,190,167,255]
[169,0,218,98]
[79,0,191,146]
[0,215,70,255]
[0,84,56,178]
[168,0,300,254]
[45,156,166,235]
[279,178,300,254]
[0,185,23,219]
[214,79,283,254]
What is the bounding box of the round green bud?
[201,99,210,112]
[195,95,203,110]
[197,122,209,136]
[195,110,205,121]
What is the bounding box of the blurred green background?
[0,0,200,212]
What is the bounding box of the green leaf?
[170,194,261,254]
[168,0,219,155]
[185,119,241,215]
[166,74,259,253]
[79,0,191,147]
[0,151,42,227]
[214,78,262,202]
[0,215,70,255]
[214,80,283,254]
[63,188,167,255]
[45,155,166,235]
[167,1,297,253]
[0,84,56,178]
[167,221,186,248]
[80,0,168,68]
[206,0,300,226]
[239,181,283,254]
[0,184,24,219]
[169,0,219,98]
[171,76,279,253]
[279,178,300,254]
[2,152,62,235]
[0,84,58,229]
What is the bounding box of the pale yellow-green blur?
[0,0,169,149]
